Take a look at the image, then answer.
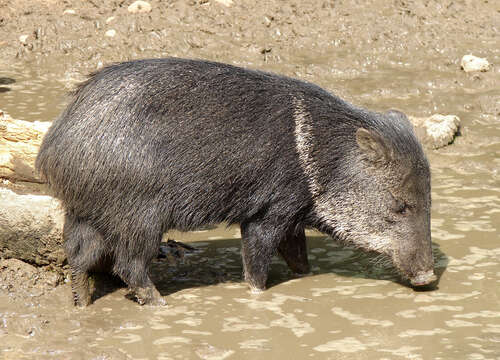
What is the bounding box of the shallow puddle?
[1,55,499,359]
[0,64,69,123]
[1,228,499,359]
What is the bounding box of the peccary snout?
[393,225,436,288]
[410,270,437,287]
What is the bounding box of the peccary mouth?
[409,270,437,287]
[390,252,437,288]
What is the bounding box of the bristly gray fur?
[36,58,435,304]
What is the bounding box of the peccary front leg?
[63,214,106,306]
[278,226,310,275]
[240,220,283,293]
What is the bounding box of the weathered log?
[0,187,65,266]
[0,110,62,265]
[0,110,50,183]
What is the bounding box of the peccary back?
[36,58,435,306]
[38,59,327,230]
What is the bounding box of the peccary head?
[301,106,436,287]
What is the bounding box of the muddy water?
[0,64,69,123]
[1,60,499,360]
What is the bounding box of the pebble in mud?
[461,54,490,72]
[19,35,29,44]
[214,0,234,6]
[105,29,117,38]
[127,1,152,14]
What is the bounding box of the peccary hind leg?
[70,271,91,307]
[278,226,310,275]
[240,220,284,293]
[112,229,166,306]
[113,260,165,305]
[63,214,106,306]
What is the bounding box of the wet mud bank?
[1,0,499,358]
[1,0,498,102]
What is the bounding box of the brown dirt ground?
[1,0,498,83]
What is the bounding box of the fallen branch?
[0,110,50,183]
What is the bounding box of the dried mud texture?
[0,259,63,302]
[0,0,498,86]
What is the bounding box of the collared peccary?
[36,58,436,306]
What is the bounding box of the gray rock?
[410,114,460,149]
[127,1,152,14]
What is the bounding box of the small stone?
[424,114,460,147]
[19,35,29,44]
[63,9,76,15]
[214,0,233,6]
[410,114,460,149]
[106,16,115,24]
[105,29,116,38]
[461,54,490,72]
[127,1,152,14]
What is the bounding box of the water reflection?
[0,66,67,122]
[0,77,15,93]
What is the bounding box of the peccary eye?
[394,200,409,215]
[390,195,409,216]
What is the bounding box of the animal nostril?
[410,270,437,286]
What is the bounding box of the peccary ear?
[356,128,392,164]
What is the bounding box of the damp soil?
[1,0,499,359]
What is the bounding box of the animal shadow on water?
[311,238,448,292]
[88,236,448,304]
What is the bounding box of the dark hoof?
[73,291,91,307]
[248,286,265,294]
[133,287,167,306]
[291,271,313,278]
